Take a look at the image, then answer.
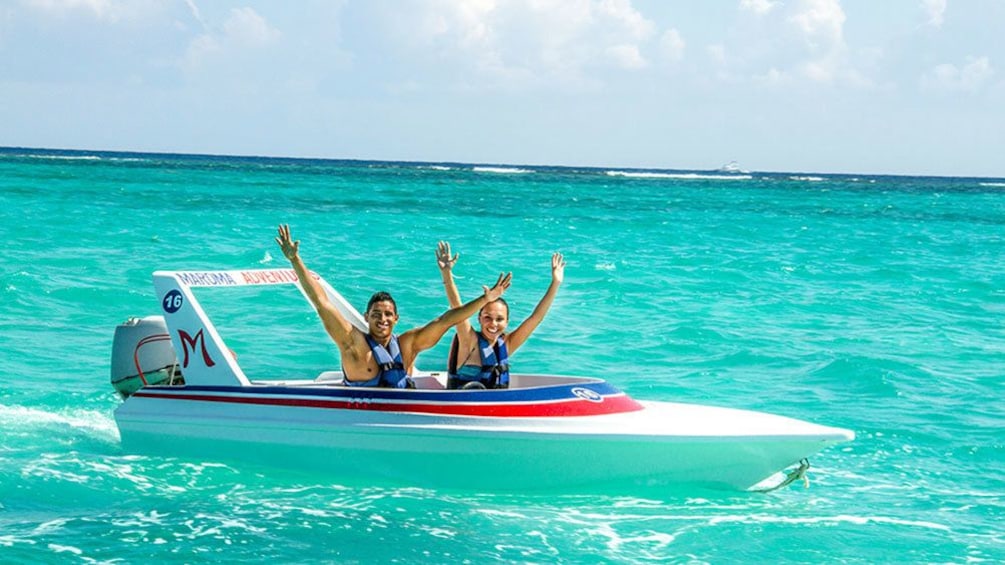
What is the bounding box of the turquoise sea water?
[1,147,1002,563]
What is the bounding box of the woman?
[436,241,565,389]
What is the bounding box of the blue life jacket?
[447,331,510,389]
[343,334,411,388]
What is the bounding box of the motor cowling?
[110,316,180,399]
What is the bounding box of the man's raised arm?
[275,224,356,348]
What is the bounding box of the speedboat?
[110,269,854,491]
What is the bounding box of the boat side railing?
[250,372,605,391]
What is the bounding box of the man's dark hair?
[367,291,397,314]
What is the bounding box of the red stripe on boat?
[131,391,644,417]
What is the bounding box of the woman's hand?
[551,252,566,284]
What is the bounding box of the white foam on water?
[0,404,119,442]
[21,154,102,161]
[0,535,36,548]
[707,513,951,531]
[47,543,83,555]
[606,170,752,180]
[33,518,71,536]
[472,166,532,174]
[476,508,531,520]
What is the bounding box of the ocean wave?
[472,166,532,174]
[789,175,825,182]
[707,513,951,531]
[423,165,453,171]
[605,171,752,180]
[804,355,905,397]
[18,154,102,161]
[978,182,1005,187]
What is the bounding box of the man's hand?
[482,272,512,302]
[276,224,299,261]
[436,241,458,272]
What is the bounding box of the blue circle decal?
[163,289,184,313]
[571,387,604,403]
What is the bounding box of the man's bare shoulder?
[336,327,371,359]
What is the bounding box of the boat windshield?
[192,282,342,381]
[187,277,467,382]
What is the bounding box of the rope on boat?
[752,458,811,493]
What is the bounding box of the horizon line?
[1,144,1002,181]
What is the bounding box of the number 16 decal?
[163,289,184,313]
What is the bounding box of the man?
[275,224,511,388]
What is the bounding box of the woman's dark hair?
[480,297,508,317]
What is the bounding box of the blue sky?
[1,0,1002,177]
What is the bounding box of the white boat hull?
[115,392,852,490]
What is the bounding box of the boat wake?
[0,404,120,444]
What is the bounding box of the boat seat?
[410,374,446,390]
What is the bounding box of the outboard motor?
[110,316,181,399]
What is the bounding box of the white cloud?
[753,67,792,86]
[707,44,727,66]
[183,0,207,32]
[25,0,113,18]
[596,0,655,40]
[606,44,646,69]
[788,0,845,51]
[920,0,946,28]
[921,56,995,93]
[183,7,281,74]
[397,0,657,84]
[659,28,685,62]
[739,0,781,16]
[221,7,280,47]
[22,0,162,22]
[714,0,876,88]
[801,55,839,82]
[421,0,494,47]
[786,0,860,85]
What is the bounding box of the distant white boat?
[717,161,750,174]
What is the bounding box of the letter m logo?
[178,329,216,368]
